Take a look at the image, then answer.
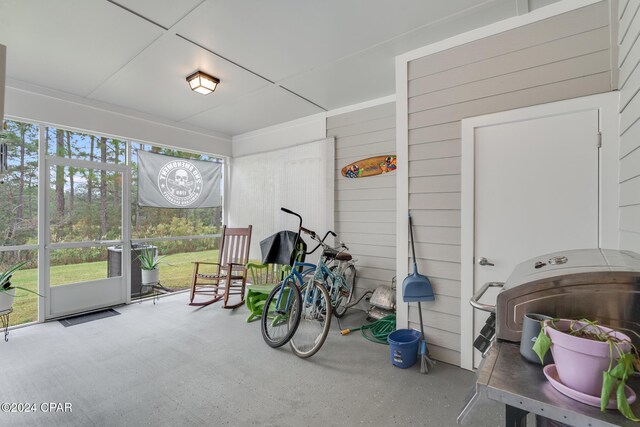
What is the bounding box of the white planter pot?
[141,268,160,285]
[0,289,15,312]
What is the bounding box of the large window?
[0,119,225,325]
[0,120,39,325]
[0,121,39,247]
[130,143,223,290]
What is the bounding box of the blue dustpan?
[402,212,435,303]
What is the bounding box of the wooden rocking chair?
[189,225,252,308]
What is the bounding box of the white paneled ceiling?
[90,33,269,122]
[0,0,163,97]
[185,85,324,135]
[0,0,542,138]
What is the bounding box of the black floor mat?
[58,308,121,327]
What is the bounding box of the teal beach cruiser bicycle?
[261,208,357,358]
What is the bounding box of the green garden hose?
[341,314,396,345]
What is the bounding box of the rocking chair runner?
[189,225,252,308]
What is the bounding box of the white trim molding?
[459,91,620,370]
[397,0,602,65]
[326,94,396,118]
[395,57,410,329]
[231,112,327,158]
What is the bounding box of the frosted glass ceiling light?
[186,71,219,95]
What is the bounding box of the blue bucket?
[387,329,421,369]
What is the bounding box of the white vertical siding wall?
[618,0,640,252]
[405,1,612,365]
[328,102,396,309]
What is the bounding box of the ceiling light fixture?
[186,70,219,95]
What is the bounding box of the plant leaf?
[609,360,627,380]
[10,286,43,298]
[617,381,640,421]
[601,371,616,412]
[0,261,26,287]
[532,328,551,364]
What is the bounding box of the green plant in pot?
[137,248,165,287]
[533,318,640,421]
[0,261,42,312]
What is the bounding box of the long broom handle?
[418,301,425,340]
[409,213,418,266]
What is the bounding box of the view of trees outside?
[0,120,38,250]
[0,119,224,326]
[1,120,39,326]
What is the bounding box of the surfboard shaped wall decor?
[341,155,396,178]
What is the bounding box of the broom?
[403,211,436,374]
[417,300,435,374]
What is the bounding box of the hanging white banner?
[137,151,221,208]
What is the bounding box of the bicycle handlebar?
[280,207,344,256]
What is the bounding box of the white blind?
[228,138,334,260]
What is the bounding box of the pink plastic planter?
[544,320,632,397]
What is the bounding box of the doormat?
[58,308,121,327]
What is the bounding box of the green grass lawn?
[7,249,220,327]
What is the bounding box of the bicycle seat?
[323,249,352,261]
[336,252,352,261]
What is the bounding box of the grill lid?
[493,249,640,343]
[503,248,640,291]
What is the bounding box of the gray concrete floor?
[0,293,504,426]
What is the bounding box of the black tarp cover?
[259,230,306,266]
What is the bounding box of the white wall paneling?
[618,1,640,253]
[329,101,396,310]
[232,113,326,157]
[5,82,231,156]
[228,138,334,260]
[396,0,613,367]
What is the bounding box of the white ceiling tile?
[89,34,269,122]
[110,0,205,28]
[281,0,516,110]
[183,85,324,135]
[173,0,485,82]
[0,0,164,97]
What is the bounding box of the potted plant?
[533,318,640,421]
[137,248,165,288]
[0,261,42,312]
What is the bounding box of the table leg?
[1,311,10,342]
[505,404,529,427]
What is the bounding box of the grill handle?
[469,281,504,313]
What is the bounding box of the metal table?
[459,342,640,427]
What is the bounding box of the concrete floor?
[0,293,503,426]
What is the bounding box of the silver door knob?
[477,257,495,266]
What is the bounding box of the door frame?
[459,91,619,370]
[41,143,131,320]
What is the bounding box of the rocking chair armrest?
[193,262,221,266]
[225,262,247,271]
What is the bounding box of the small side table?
[0,308,12,342]
[138,282,173,305]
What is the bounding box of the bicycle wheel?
[261,277,302,348]
[289,280,332,358]
[332,264,356,318]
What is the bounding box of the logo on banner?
[157,160,203,206]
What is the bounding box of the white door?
[44,135,130,319]
[471,109,600,367]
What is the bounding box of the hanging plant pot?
[543,319,632,397]
[141,268,159,286]
[0,289,15,312]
